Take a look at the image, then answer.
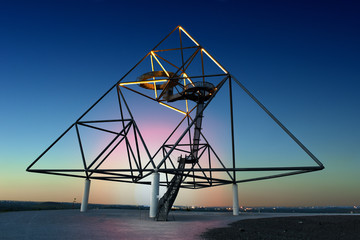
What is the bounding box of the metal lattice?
[27,25,324,191]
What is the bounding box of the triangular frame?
[27,26,324,189]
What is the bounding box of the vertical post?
[232,183,239,216]
[149,171,160,218]
[80,179,91,212]
[228,76,236,181]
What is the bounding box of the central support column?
[80,178,91,212]
[232,183,239,216]
[149,170,160,218]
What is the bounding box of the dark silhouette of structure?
[27,26,324,220]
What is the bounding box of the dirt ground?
[201,215,360,240]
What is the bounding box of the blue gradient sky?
[1,0,359,207]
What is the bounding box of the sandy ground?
[0,209,356,240]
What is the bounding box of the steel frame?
[27,26,324,190]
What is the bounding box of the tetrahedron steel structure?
[27,26,324,219]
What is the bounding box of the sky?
[1,0,359,207]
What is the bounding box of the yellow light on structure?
[153,82,158,98]
[179,27,200,46]
[182,72,195,86]
[183,77,189,113]
[151,52,170,77]
[159,102,186,115]
[201,48,228,74]
[119,79,168,86]
[150,54,157,98]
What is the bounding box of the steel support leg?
[232,183,239,216]
[149,171,160,218]
[80,179,91,212]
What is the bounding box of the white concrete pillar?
[149,171,160,218]
[232,183,239,216]
[80,179,91,212]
